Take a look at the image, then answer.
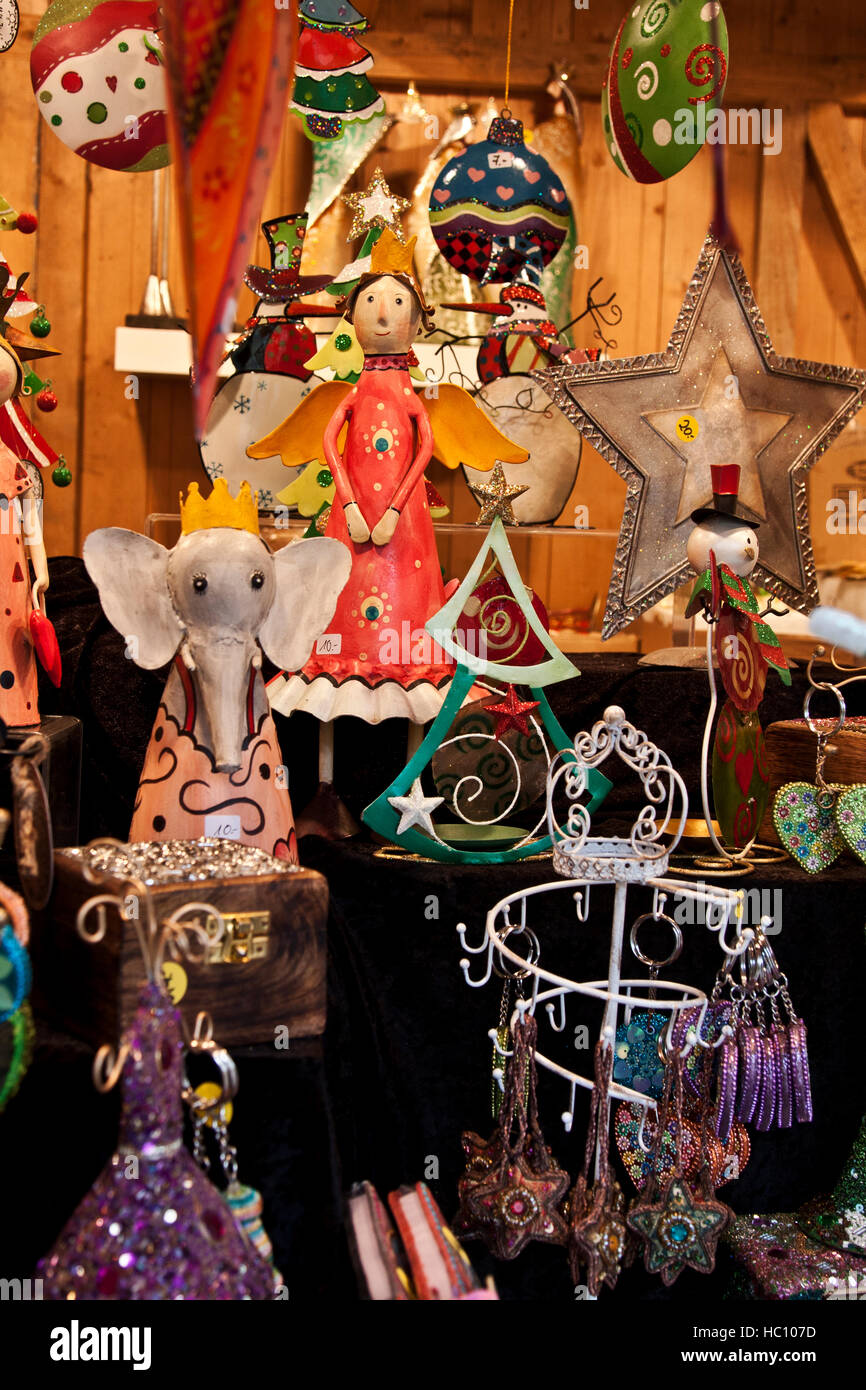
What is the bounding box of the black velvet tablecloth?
[2,556,865,1302]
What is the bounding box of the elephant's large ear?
[83,529,183,669]
[259,537,351,673]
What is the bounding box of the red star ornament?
[483,685,540,739]
[462,1151,569,1260]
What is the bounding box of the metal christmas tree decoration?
[362,517,612,864]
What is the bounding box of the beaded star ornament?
[567,1042,627,1296]
[456,1011,569,1260]
[626,1042,731,1286]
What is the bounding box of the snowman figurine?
[685,463,791,856]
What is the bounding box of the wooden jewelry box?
[30,839,327,1048]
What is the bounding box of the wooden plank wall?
[1,0,864,646]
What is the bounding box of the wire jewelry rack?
[457,706,756,1172]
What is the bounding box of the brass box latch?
[207,911,270,965]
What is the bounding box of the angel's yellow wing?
[426,383,530,473]
[246,380,351,470]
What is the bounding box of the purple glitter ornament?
[754,1034,778,1133]
[788,1019,813,1125]
[38,982,274,1300]
[773,1027,793,1130]
[736,1025,762,1125]
[715,1035,738,1144]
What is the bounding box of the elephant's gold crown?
[180,479,259,536]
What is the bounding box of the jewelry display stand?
[457,706,755,1172]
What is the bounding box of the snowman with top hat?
[685,462,792,862]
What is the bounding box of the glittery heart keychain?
[773,672,860,873]
[613,903,683,1100]
[834,784,866,865]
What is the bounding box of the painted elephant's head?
[83,523,350,772]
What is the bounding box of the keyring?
[182,1013,238,1112]
[492,925,540,980]
[629,911,683,972]
[803,682,846,738]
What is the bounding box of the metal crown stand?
[457,706,756,1177]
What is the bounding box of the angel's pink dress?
[0,442,38,727]
[268,354,454,723]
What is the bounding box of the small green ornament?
[30,309,51,338]
[52,461,72,488]
[22,369,45,397]
[334,334,352,352]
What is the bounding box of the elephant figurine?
[83,479,350,861]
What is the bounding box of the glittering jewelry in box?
[31,837,328,1049]
[38,872,275,1300]
[454,706,756,1289]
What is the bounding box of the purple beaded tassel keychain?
[38,861,274,1300]
[711,922,812,1143]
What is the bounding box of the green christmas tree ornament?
[362,518,611,864]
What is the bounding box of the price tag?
[316,633,342,654]
[161,961,188,1003]
[488,150,514,168]
[676,414,700,442]
[204,815,241,840]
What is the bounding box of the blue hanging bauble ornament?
[429,114,570,288]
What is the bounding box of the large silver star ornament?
[387,778,444,837]
[539,232,866,638]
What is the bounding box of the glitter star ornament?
[540,232,866,637]
[569,1179,627,1295]
[469,461,530,526]
[483,685,540,739]
[456,1014,569,1261]
[463,1152,569,1260]
[343,167,410,242]
[387,777,444,836]
[627,1175,730,1285]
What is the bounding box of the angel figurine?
[685,463,791,855]
[248,229,529,726]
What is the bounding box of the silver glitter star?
[387,778,444,837]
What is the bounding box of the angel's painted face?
[353,275,421,355]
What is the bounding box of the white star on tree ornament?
[387,778,444,837]
[540,232,866,638]
[343,168,410,242]
[469,462,530,527]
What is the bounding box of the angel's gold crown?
[179,479,259,536]
[370,227,418,278]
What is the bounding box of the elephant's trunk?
[188,631,258,774]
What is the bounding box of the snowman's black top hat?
[691,462,760,527]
